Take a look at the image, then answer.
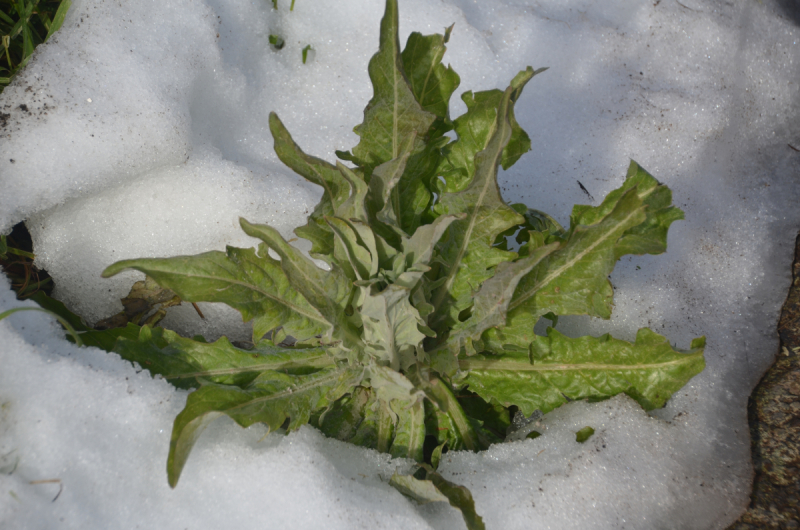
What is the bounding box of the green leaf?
[238,219,359,350]
[389,471,449,504]
[88,0,702,499]
[400,213,463,274]
[435,67,546,193]
[456,391,511,442]
[0,240,35,260]
[446,242,558,356]
[327,216,374,282]
[501,68,547,171]
[346,0,436,178]
[269,34,285,50]
[424,398,461,450]
[388,468,485,530]
[102,242,330,344]
[394,139,446,234]
[436,90,505,193]
[423,376,485,451]
[459,328,705,416]
[333,162,371,221]
[570,160,684,259]
[45,0,71,41]
[78,322,142,351]
[366,133,415,240]
[168,366,363,487]
[388,396,426,461]
[0,9,14,26]
[21,22,33,61]
[338,0,446,236]
[349,390,394,452]
[360,283,427,370]
[421,464,486,530]
[485,163,685,351]
[495,205,564,254]
[401,29,460,122]
[114,325,334,390]
[269,112,351,260]
[400,464,486,530]
[428,70,536,334]
[313,385,371,442]
[487,186,648,351]
[367,365,426,461]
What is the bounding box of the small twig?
[676,0,698,12]
[577,181,594,201]
[788,143,800,152]
[29,479,62,502]
[191,302,205,319]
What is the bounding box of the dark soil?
[728,232,800,529]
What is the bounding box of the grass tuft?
[0,0,70,93]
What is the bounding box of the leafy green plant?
[100,0,704,527]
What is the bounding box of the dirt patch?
[728,232,800,529]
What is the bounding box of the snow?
[2,0,799,527]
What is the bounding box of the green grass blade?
[25,291,88,331]
[0,306,83,346]
[45,0,71,41]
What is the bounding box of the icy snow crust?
[1,0,799,527]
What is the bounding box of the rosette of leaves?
[101,1,705,527]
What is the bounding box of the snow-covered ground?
[2,0,800,528]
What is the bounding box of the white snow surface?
[2,0,800,528]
